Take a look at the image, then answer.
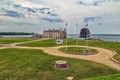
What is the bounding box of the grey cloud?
[13,22,36,26]
[13,4,21,8]
[79,0,120,6]
[0,1,58,18]
[41,17,64,23]
[84,17,101,23]
[39,8,58,16]
[3,10,24,18]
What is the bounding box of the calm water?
[68,34,120,42]
[1,34,120,42]
[1,35,33,38]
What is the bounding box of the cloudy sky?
[0,0,120,34]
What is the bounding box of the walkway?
[42,45,120,70]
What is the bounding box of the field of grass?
[59,47,97,55]
[83,73,120,80]
[0,48,119,80]
[18,39,120,61]
[18,39,61,47]
[0,38,38,44]
[17,39,83,47]
[17,39,80,47]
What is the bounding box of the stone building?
[42,28,67,39]
[32,33,42,38]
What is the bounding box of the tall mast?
[65,22,68,50]
[85,23,89,50]
[76,22,79,50]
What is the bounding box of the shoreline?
[0,34,120,42]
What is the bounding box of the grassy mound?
[83,73,120,80]
[59,47,97,55]
[0,48,119,80]
[0,38,38,44]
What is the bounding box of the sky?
[0,0,120,34]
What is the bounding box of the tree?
[80,28,90,40]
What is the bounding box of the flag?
[85,23,88,26]
[76,22,78,26]
[65,22,68,26]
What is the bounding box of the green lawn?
[59,47,97,55]
[0,48,119,80]
[0,38,38,44]
[17,39,82,47]
[18,39,120,61]
[18,39,60,47]
[83,73,120,80]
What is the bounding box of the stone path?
[0,39,120,71]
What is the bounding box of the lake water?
[1,34,120,42]
[68,34,120,42]
[1,35,33,38]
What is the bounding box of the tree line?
[0,32,34,35]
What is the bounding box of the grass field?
[59,47,97,55]
[18,39,120,61]
[0,48,119,80]
[17,39,85,47]
[0,38,38,44]
[18,39,59,47]
[83,73,120,80]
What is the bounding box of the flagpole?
[85,23,88,50]
[76,22,78,50]
[86,38,88,50]
[65,22,68,50]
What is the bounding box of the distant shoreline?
[68,34,120,42]
[0,34,120,42]
[0,35,33,38]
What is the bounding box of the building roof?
[44,28,65,32]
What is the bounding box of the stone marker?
[66,76,74,80]
[55,60,68,70]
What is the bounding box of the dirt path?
[0,39,120,71]
[42,45,120,70]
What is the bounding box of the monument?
[55,60,68,70]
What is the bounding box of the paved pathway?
[0,39,120,71]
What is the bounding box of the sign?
[56,39,63,44]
